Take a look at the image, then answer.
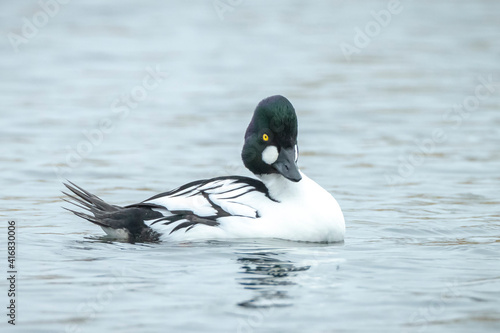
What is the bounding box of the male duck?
[63,95,345,243]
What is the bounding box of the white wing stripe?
[214,186,254,200]
[140,177,271,230]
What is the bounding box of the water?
[1,0,500,332]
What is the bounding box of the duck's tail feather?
[62,181,162,243]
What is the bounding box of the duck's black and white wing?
[128,176,274,235]
[63,176,274,242]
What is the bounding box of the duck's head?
[241,95,302,182]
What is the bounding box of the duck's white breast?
[253,172,345,242]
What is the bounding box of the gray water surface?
[1,1,500,332]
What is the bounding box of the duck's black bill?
[272,147,302,182]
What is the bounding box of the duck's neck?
[258,172,304,202]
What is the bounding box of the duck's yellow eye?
[262,133,269,142]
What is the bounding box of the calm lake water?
[1,0,500,332]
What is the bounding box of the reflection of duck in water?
[236,251,310,308]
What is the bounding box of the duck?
[63,95,345,243]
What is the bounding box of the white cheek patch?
[294,145,299,162]
[262,146,279,165]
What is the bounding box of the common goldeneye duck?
[63,95,345,243]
